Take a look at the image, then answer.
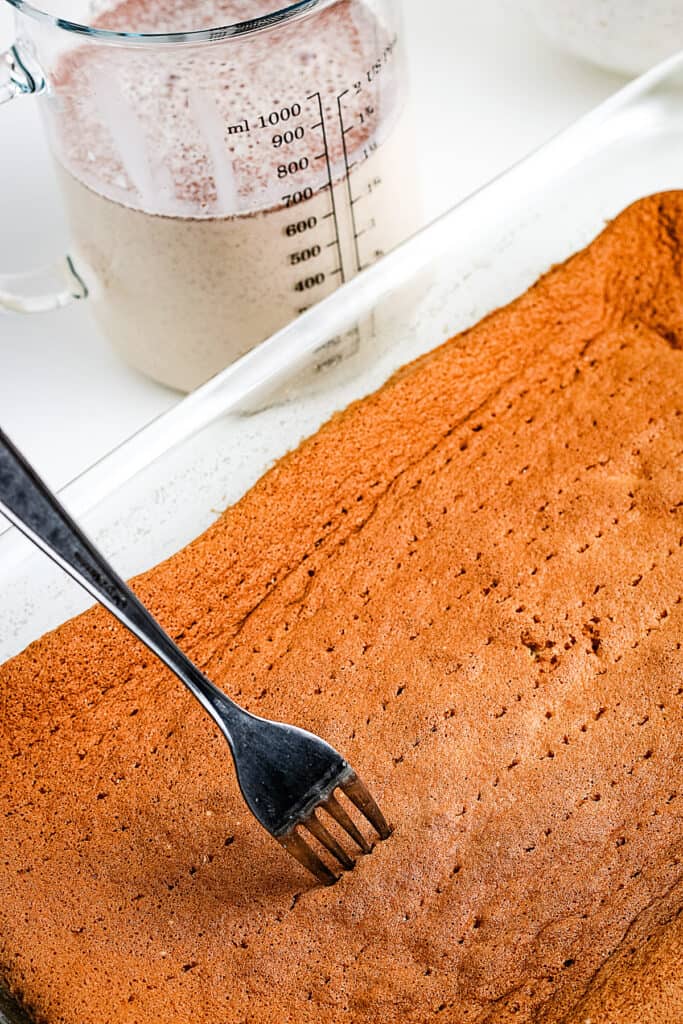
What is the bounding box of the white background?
[0,0,622,489]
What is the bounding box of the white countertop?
[0,0,622,491]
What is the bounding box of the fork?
[0,427,391,885]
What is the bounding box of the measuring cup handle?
[0,43,87,313]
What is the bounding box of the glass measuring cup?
[0,0,420,391]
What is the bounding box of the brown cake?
[1,192,682,1023]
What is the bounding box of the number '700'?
[282,188,314,207]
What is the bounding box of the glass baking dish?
[2,50,683,1023]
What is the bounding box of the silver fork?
[0,427,391,885]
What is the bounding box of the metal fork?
[0,427,391,885]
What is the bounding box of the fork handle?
[0,427,241,734]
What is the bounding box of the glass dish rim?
[3,0,339,47]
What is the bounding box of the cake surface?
[1,193,682,1023]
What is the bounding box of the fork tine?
[305,811,356,870]
[340,773,392,840]
[278,830,338,886]
[323,792,372,853]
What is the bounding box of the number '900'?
[273,126,305,148]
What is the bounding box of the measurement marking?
[346,160,358,173]
[322,211,334,220]
[337,89,362,274]
[227,118,250,136]
[308,90,345,284]
[330,267,343,276]
[354,228,367,239]
[314,152,327,161]
[310,121,323,130]
[326,240,338,248]
[342,125,355,135]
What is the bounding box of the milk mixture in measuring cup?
[50,0,420,391]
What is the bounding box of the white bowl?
[520,1,683,76]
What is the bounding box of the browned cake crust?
[563,901,683,1023]
[1,193,682,1023]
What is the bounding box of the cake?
[1,192,682,1023]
